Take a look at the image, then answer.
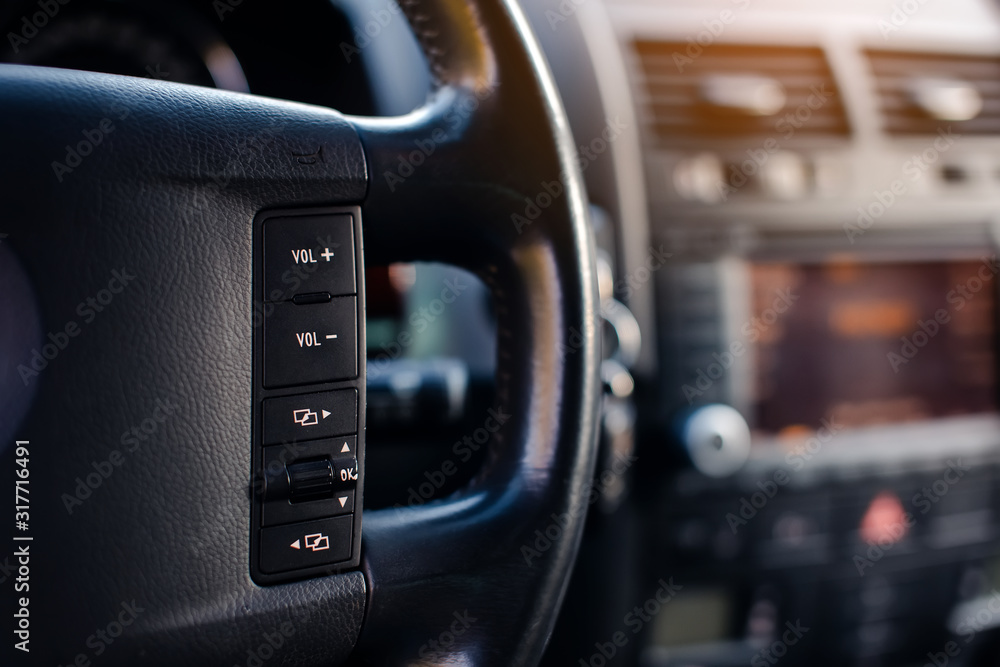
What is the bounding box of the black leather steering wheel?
[0,0,600,664]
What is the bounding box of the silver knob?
[677,404,751,477]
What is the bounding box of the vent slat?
[632,41,850,145]
[867,49,1000,136]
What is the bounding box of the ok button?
[264,297,358,387]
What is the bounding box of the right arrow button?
[263,390,357,445]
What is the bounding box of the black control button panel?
[263,298,357,388]
[263,214,355,301]
[259,516,353,573]
[252,206,364,585]
[263,391,357,445]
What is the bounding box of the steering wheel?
[0,0,600,664]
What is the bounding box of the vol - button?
[264,297,357,387]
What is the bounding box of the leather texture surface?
[346,0,603,662]
[0,65,368,666]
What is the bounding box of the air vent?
[866,50,1000,136]
[632,42,850,146]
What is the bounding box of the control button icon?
[259,509,352,573]
[304,533,330,552]
[293,409,318,427]
[263,390,358,445]
[290,533,330,551]
[292,408,332,428]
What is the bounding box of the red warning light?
[860,491,909,544]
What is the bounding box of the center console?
[603,0,1000,663]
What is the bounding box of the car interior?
[3,0,1000,665]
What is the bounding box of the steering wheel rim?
[350,0,602,661]
[0,0,600,663]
